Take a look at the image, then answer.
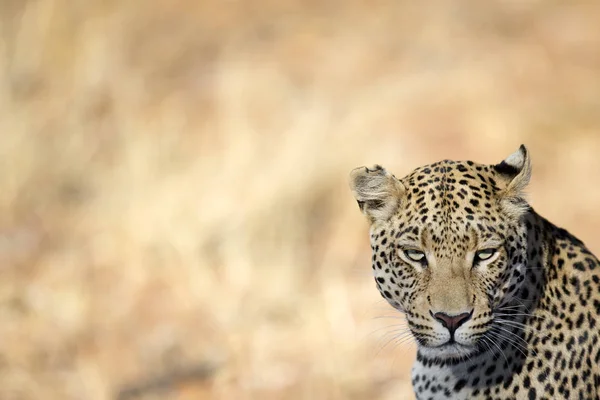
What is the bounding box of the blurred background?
[1,0,600,399]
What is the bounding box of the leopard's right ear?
[349,165,405,223]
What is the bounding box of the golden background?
[1,0,600,399]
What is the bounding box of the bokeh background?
[1,0,600,399]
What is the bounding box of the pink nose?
[431,311,472,335]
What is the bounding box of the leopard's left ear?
[494,144,532,217]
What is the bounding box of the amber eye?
[475,248,496,262]
[404,249,427,264]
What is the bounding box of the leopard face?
[351,146,532,361]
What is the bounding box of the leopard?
[349,145,600,399]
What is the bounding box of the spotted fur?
[350,145,600,399]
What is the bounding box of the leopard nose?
[430,310,473,335]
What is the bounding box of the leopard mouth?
[415,332,477,350]
[419,341,479,361]
[437,338,458,347]
[430,340,474,350]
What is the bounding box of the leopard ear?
[349,165,405,223]
[493,144,532,217]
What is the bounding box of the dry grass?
[1,0,600,399]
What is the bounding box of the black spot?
[454,379,467,392]
[494,160,520,176]
[573,262,586,271]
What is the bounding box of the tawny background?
[1,1,600,399]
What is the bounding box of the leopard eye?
[404,249,426,264]
[475,248,496,262]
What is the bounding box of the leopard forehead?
[392,159,513,251]
[403,160,502,213]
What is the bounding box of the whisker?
[478,338,492,359]
[485,331,514,365]
[496,303,528,310]
[508,298,532,313]
[366,325,411,341]
[493,313,543,319]
[489,326,534,358]
[492,323,529,345]
[482,336,506,359]
[484,331,510,366]
[488,330,529,360]
[390,334,417,350]
[494,318,541,332]
[374,331,414,357]
[370,315,408,321]
[362,320,409,340]
[389,334,419,371]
